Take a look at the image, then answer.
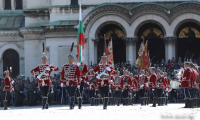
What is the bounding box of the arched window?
[4,0,11,10]
[16,0,23,9]
[71,0,78,5]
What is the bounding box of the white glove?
[96,75,100,79]
[166,88,168,91]
[131,87,133,89]
[60,83,64,87]
[109,89,111,93]
[106,67,111,71]
[80,78,82,81]
[152,89,155,91]
[45,67,50,71]
[87,82,89,84]
[11,81,14,84]
[140,85,144,88]
[77,85,80,89]
[77,62,81,66]
[37,75,40,79]
[109,85,111,88]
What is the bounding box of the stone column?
[11,0,15,12]
[163,36,177,61]
[20,28,44,80]
[0,0,4,12]
[124,37,138,65]
[91,37,99,65]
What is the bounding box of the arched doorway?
[97,24,126,64]
[176,22,200,63]
[3,49,19,77]
[136,22,165,63]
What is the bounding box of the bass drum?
[170,80,180,89]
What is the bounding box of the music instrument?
[170,80,181,89]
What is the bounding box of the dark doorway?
[3,49,19,77]
[97,24,126,64]
[136,23,165,64]
[5,0,11,10]
[16,0,23,9]
[176,22,200,64]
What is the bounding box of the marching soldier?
[75,54,88,109]
[91,55,114,109]
[60,53,80,109]
[188,63,196,108]
[149,67,158,107]
[157,72,165,106]
[121,70,132,106]
[130,73,138,105]
[180,62,191,108]
[163,72,171,106]
[3,70,14,110]
[111,70,124,106]
[86,69,96,106]
[135,70,148,106]
[31,43,59,109]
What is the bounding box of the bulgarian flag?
[108,37,114,67]
[77,2,85,62]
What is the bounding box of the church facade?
[1,0,200,78]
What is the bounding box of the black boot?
[42,98,47,109]
[103,97,108,109]
[78,97,82,109]
[189,99,193,108]
[132,97,135,105]
[126,97,129,106]
[158,98,161,106]
[151,97,157,107]
[161,98,164,106]
[147,97,149,105]
[123,98,125,106]
[97,98,100,106]
[45,98,49,109]
[70,96,74,109]
[117,98,121,106]
[91,97,94,106]
[165,97,168,106]
[3,100,8,110]
[140,98,143,106]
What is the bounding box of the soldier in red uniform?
[163,72,171,106]
[75,54,88,109]
[121,70,132,106]
[60,54,80,109]
[91,55,114,109]
[180,62,191,108]
[149,67,158,107]
[137,69,148,106]
[31,53,59,109]
[190,63,198,108]
[86,69,96,106]
[111,70,123,106]
[3,70,14,110]
[130,73,138,105]
[188,63,196,108]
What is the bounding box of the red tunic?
[149,73,158,89]
[180,68,191,88]
[122,75,132,90]
[91,64,114,87]
[76,62,88,82]
[138,74,148,89]
[4,76,14,91]
[86,75,96,90]
[60,63,80,86]
[31,64,59,86]
[111,76,124,91]
[129,78,138,92]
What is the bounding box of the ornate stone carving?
[163,36,177,43]
[92,37,100,43]
[124,37,138,43]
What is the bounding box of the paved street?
[0,103,200,120]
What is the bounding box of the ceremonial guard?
[91,55,114,109]
[190,63,198,107]
[60,43,80,109]
[3,70,14,110]
[121,70,132,106]
[111,70,124,106]
[149,67,158,107]
[157,72,165,106]
[31,43,59,109]
[180,62,191,108]
[163,72,171,106]
[86,69,96,106]
[75,54,88,109]
[188,63,196,108]
[130,73,138,105]
[136,70,148,106]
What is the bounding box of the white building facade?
[1,0,200,79]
